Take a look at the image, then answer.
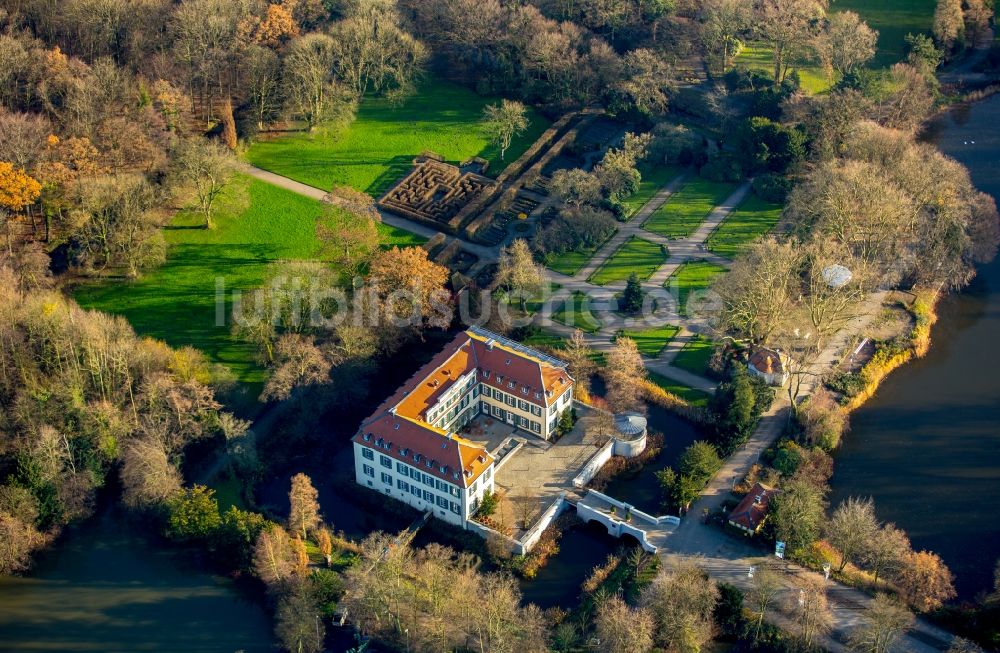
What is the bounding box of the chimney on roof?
[486,339,495,350]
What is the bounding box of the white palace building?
[352,327,575,527]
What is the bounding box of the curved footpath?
[248,163,957,650]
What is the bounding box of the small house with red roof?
[352,326,574,527]
[728,482,779,535]
[747,348,789,387]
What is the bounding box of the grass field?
[734,43,834,95]
[835,0,936,68]
[545,248,596,276]
[622,163,684,218]
[671,336,716,378]
[588,237,667,286]
[644,178,735,239]
[707,195,783,259]
[733,1,936,93]
[667,260,728,317]
[246,80,551,197]
[617,324,679,358]
[73,176,423,392]
[649,372,712,408]
[551,291,602,333]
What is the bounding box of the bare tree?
[253,525,296,587]
[595,595,654,653]
[788,575,833,649]
[746,563,783,639]
[933,0,965,50]
[482,99,529,160]
[170,138,239,229]
[496,239,544,311]
[283,32,356,131]
[849,593,914,653]
[119,437,182,508]
[714,238,800,345]
[827,496,880,572]
[701,0,751,71]
[640,559,719,652]
[755,0,829,85]
[274,577,325,653]
[0,511,44,574]
[816,11,878,77]
[862,522,911,584]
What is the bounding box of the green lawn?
[835,0,936,68]
[706,195,783,259]
[617,324,679,358]
[649,372,712,408]
[671,336,716,379]
[622,163,683,218]
[734,43,834,95]
[588,237,667,286]
[551,291,602,333]
[246,80,551,197]
[643,178,735,239]
[544,229,618,277]
[667,260,728,317]
[72,175,423,394]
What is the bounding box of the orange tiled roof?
[353,328,574,488]
[728,482,779,532]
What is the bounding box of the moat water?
[829,94,1000,600]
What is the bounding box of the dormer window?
[534,392,541,400]
[521,387,528,394]
[363,433,372,442]
[477,455,487,464]
[375,437,384,448]
[400,448,409,456]
[463,470,471,478]
[482,370,490,379]
[439,465,447,473]
[414,453,422,463]
[508,381,515,389]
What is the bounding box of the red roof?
[729,483,779,532]
[353,328,574,488]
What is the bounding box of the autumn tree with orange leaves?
[0,162,42,253]
[368,246,453,330]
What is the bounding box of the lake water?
[829,94,1000,600]
[0,504,275,652]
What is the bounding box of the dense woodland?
[2,0,1000,652]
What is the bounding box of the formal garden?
[667,259,729,317]
[588,237,668,285]
[643,177,735,239]
[620,163,683,217]
[617,325,679,358]
[706,194,783,259]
